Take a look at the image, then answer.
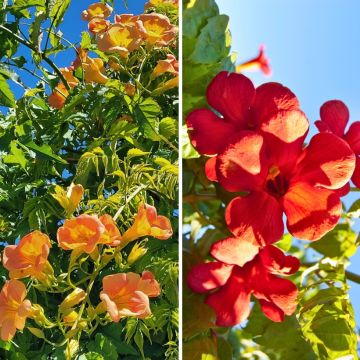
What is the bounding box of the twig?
[0,24,71,91]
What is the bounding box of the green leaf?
[78,353,104,360]
[3,141,27,169]
[190,15,231,64]
[22,141,68,164]
[182,125,200,159]
[127,148,150,159]
[183,337,218,360]
[81,31,92,49]
[159,117,177,138]
[87,334,117,360]
[310,223,357,259]
[0,74,16,107]
[49,0,71,28]
[134,329,144,359]
[134,98,161,141]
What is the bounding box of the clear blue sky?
[217,0,360,325]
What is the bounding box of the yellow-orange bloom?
[59,288,86,312]
[99,214,122,246]
[83,56,109,84]
[139,13,177,48]
[0,280,32,341]
[153,76,178,95]
[81,2,113,21]
[97,22,147,58]
[236,45,271,76]
[121,203,173,243]
[151,54,178,79]
[100,271,160,321]
[48,67,79,109]
[88,17,110,34]
[3,231,53,282]
[52,183,84,216]
[57,214,106,254]
[114,14,139,26]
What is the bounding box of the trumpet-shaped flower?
[52,183,84,215]
[83,56,109,84]
[315,100,360,188]
[121,203,173,243]
[48,67,79,109]
[99,214,122,246]
[217,131,355,244]
[187,245,299,326]
[88,17,110,34]
[236,45,271,76]
[0,280,32,341]
[81,2,113,21]
[100,271,160,321]
[139,14,177,47]
[151,54,178,79]
[97,22,147,58]
[186,72,309,180]
[57,214,106,254]
[3,231,53,282]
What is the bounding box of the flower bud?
[128,242,148,265]
[59,288,86,312]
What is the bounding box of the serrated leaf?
[49,0,70,28]
[22,141,68,164]
[81,31,92,49]
[127,148,150,159]
[134,98,161,141]
[134,329,144,359]
[87,334,117,360]
[3,141,27,169]
[0,74,15,107]
[159,117,177,138]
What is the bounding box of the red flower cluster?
[186,71,357,326]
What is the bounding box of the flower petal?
[205,269,251,326]
[319,100,349,137]
[352,157,360,188]
[226,192,284,246]
[294,133,355,189]
[344,121,360,154]
[205,156,218,182]
[258,299,284,322]
[187,262,234,293]
[217,132,267,192]
[282,182,342,241]
[210,237,260,267]
[186,109,237,156]
[259,246,300,276]
[206,71,255,126]
[254,82,300,122]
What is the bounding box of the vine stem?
[350,187,360,192]
[0,24,71,91]
[183,193,218,203]
[113,184,147,221]
[301,262,360,284]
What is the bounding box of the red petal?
[186,109,237,155]
[187,262,233,293]
[294,133,355,189]
[282,182,342,241]
[320,100,349,137]
[344,121,360,154]
[335,182,350,197]
[259,299,284,322]
[226,192,284,246]
[205,269,251,326]
[259,246,300,276]
[315,120,331,133]
[254,82,300,123]
[210,237,260,267]
[260,109,309,143]
[205,157,218,182]
[217,132,267,192]
[206,71,255,126]
[352,157,360,188]
[265,275,298,316]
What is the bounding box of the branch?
[302,261,360,284]
[350,187,360,192]
[0,24,71,91]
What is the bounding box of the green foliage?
[0,0,178,359]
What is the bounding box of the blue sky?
[217,0,360,325]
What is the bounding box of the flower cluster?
[48,2,178,109]
[186,71,356,326]
[0,181,172,341]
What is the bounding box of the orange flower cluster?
[0,198,172,340]
[47,2,178,109]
